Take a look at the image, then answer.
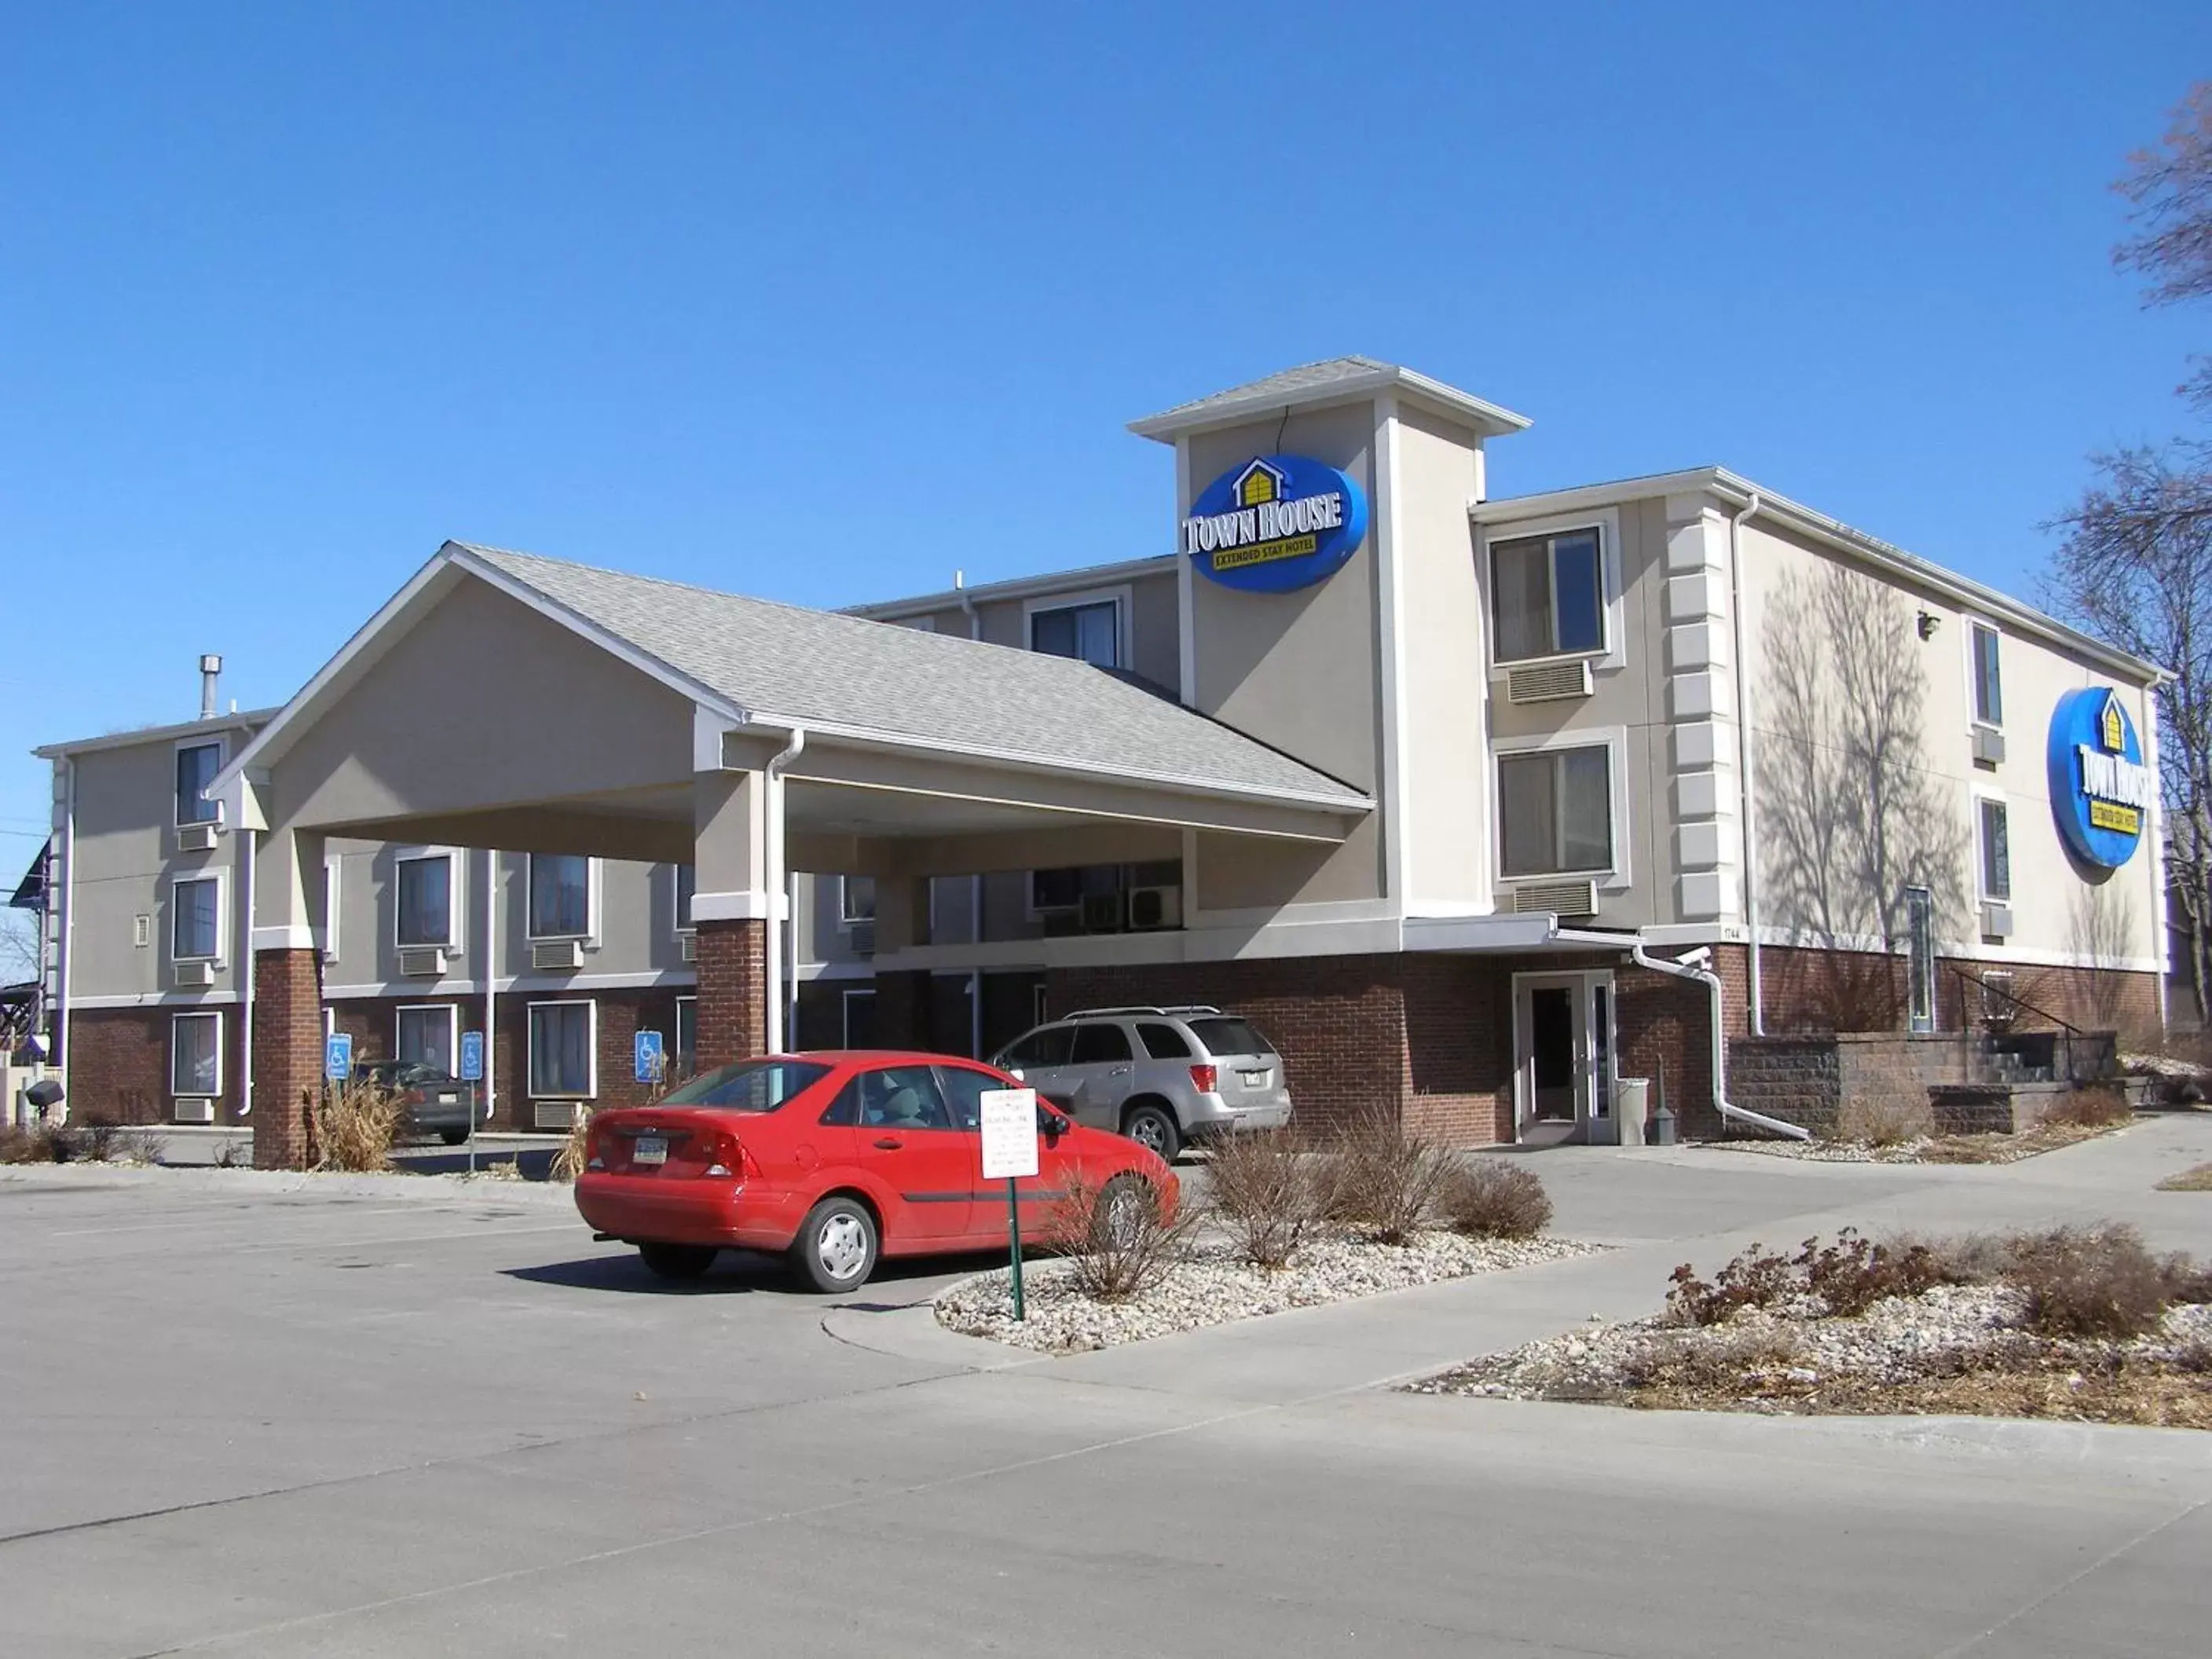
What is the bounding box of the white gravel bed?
[1413,1287,2212,1403]
[936,1230,1601,1353]
[1703,1137,1915,1163]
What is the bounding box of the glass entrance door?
[1514,972,1617,1142]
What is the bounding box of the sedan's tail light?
[1188,1064,1218,1094]
[692,1129,748,1179]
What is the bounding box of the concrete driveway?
[3,1116,2210,1657]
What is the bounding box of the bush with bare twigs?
[1436,1159,1552,1240]
[311,1080,403,1172]
[1830,1094,1932,1147]
[0,1124,68,1164]
[2040,1085,2134,1130]
[2005,1225,2172,1340]
[1317,1108,1458,1244]
[1043,1170,1196,1303]
[1203,1129,1325,1269]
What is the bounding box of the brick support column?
[694,917,767,1068]
[251,948,323,1170]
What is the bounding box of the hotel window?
[839,875,876,927]
[395,853,453,948]
[1978,798,2012,902]
[1490,529,1606,663]
[171,1010,222,1097]
[674,996,698,1068]
[675,863,695,933]
[1970,622,2003,727]
[175,741,222,826]
[396,1005,458,1074]
[528,1001,595,1097]
[1031,599,1119,668]
[172,877,221,960]
[842,988,877,1047]
[1498,745,1614,877]
[528,854,592,939]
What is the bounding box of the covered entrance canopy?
[212,543,1371,1166]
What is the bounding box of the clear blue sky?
[4,2,2208,862]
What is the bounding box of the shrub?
[2003,1225,2170,1340]
[2041,1086,2133,1130]
[1831,1094,1933,1147]
[1891,1229,2017,1285]
[1795,1229,1940,1317]
[1203,1128,1324,1269]
[2159,1251,2212,1305]
[1436,1159,1551,1240]
[1044,1171,1195,1303]
[549,1107,598,1183]
[311,1080,402,1173]
[80,1116,125,1163]
[1667,1243,1797,1326]
[1317,1108,1457,1244]
[0,1125,68,1165]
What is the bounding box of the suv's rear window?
[1187,1017,1272,1058]
[1071,1023,1133,1064]
[1136,1022,1192,1060]
[657,1059,830,1112]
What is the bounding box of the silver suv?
[991,1005,1292,1162]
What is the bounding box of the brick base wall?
[1752,943,2163,1042]
[60,1005,247,1125]
[252,949,324,1169]
[693,918,765,1068]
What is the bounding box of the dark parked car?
[360,1060,475,1144]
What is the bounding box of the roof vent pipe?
[199,654,222,721]
[1630,939,1809,1140]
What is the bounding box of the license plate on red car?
[632,1135,668,1166]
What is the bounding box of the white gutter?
[1726,491,1765,1035]
[1630,940,1808,1140]
[764,727,807,1052]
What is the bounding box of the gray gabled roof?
[457,546,1370,808]
[1129,357,1532,442]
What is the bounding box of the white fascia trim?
[690,888,773,922]
[73,990,243,1010]
[848,555,1177,621]
[1022,583,1134,668]
[1475,469,2163,685]
[35,709,278,762]
[1129,364,1532,443]
[322,968,700,998]
[252,924,318,952]
[795,960,877,983]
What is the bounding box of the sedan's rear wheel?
[638,1243,718,1280]
[1122,1103,1181,1163]
[790,1196,878,1293]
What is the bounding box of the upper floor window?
[172,876,221,960]
[395,853,452,948]
[839,875,876,927]
[675,864,695,933]
[1491,529,1605,663]
[1031,599,1119,668]
[528,854,592,939]
[175,742,222,826]
[1970,622,2003,727]
[1498,745,1613,877]
[1978,797,2012,902]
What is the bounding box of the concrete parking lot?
[4,1119,2210,1657]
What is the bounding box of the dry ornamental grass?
[311,1082,403,1172]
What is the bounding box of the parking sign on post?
[634,1029,665,1087]
[324,1033,353,1083]
[980,1087,1039,1320]
[457,1031,485,1175]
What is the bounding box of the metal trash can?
[1615,1078,1650,1148]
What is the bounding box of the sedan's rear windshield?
[657,1059,830,1112]
[1186,1017,1273,1059]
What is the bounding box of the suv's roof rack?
[1064,1005,1222,1020]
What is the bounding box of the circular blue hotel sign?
[2046,686,2149,869]
[1184,454,1368,593]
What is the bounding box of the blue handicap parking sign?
[324,1032,353,1082]
[459,1031,485,1082]
[634,1028,665,1083]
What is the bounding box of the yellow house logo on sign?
[1236,459,1284,509]
[2100,694,2126,755]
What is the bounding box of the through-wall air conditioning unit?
[848,921,876,957]
[398,946,447,978]
[172,960,217,989]
[534,1100,585,1131]
[678,932,697,962]
[533,939,584,972]
[1080,892,1125,934]
[1971,727,2007,766]
[1509,881,1598,918]
[1127,886,1182,931]
[1979,900,2015,939]
[176,822,221,854]
[173,1097,216,1124]
[1506,661,1594,705]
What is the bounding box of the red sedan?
[573,1050,1178,1291]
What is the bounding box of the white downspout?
[238,828,256,1118]
[1727,491,1766,1035]
[764,727,807,1053]
[1631,939,1809,1140]
[57,759,75,1101]
[484,850,498,1126]
[961,578,983,981]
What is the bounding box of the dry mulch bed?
[1712,1119,2128,1166]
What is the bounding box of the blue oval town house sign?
[1184,454,1369,593]
[2046,686,2149,870]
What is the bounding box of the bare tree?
[2046,83,2212,1025]
[0,908,38,985]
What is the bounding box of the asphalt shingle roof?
[1139,356,1397,424]
[459,546,1368,806]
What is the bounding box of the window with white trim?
[1490,528,1606,663]
[674,996,697,1067]
[1498,745,1614,877]
[321,856,342,962]
[1030,599,1119,668]
[838,875,875,926]
[171,1010,222,1097]
[674,864,695,933]
[1970,622,2003,727]
[396,1004,458,1074]
[172,877,221,961]
[175,741,222,826]
[528,1001,595,1097]
[841,988,877,1046]
[1977,797,2012,902]
[528,855,592,939]
[395,853,453,948]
